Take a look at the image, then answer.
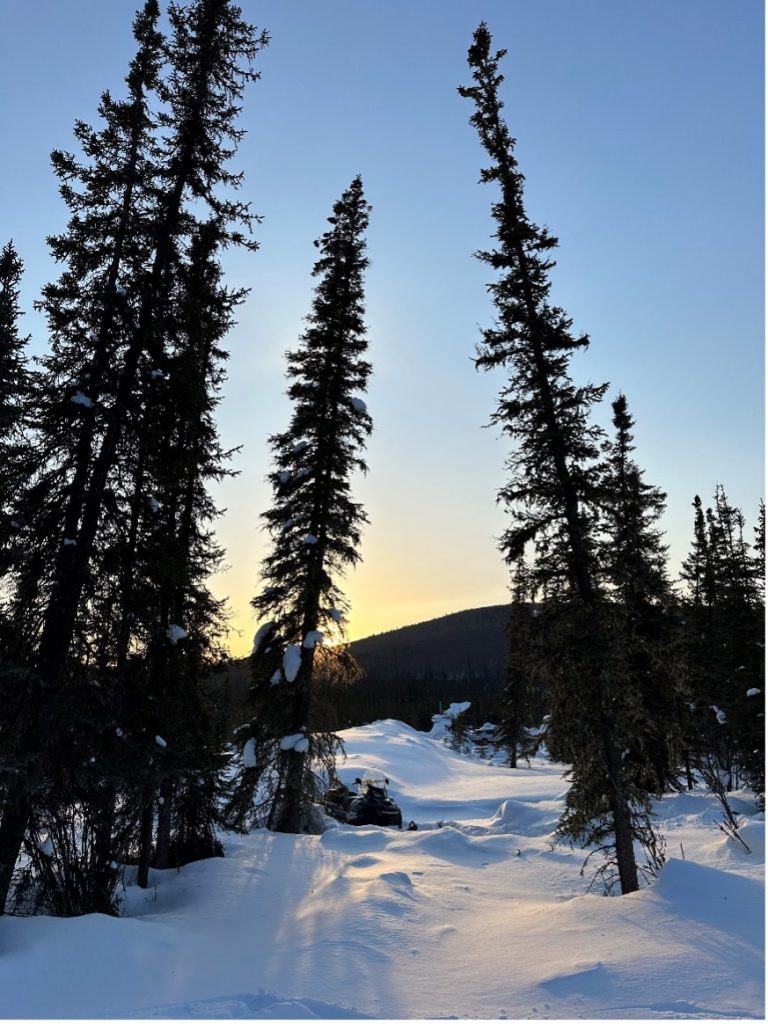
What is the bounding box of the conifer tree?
[126,220,241,882]
[598,394,681,794]
[232,177,372,835]
[498,560,543,768]
[460,23,664,893]
[0,0,267,914]
[679,488,764,799]
[0,241,33,593]
[679,496,712,607]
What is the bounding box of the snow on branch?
[166,624,187,645]
[283,644,302,682]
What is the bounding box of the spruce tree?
[0,241,34,621]
[679,488,764,799]
[0,242,31,543]
[231,177,372,834]
[599,394,681,794]
[460,23,664,893]
[0,0,267,914]
[127,220,241,882]
[498,560,544,768]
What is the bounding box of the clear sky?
[1,1,764,656]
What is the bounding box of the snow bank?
[110,989,371,1019]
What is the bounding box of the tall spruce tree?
[0,241,32,585]
[598,394,681,794]
[231,177,372,835]
[126,219,240,884]
[0,0,267,914]
[460,23,666,894]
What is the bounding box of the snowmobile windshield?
[359,769,389,795]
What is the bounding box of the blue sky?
[1,1,764,652]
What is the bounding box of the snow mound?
[723,817,765,859]
[653,857,764,944]
[487,797,560,837]
[110,989,371,1019]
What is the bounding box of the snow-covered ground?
[0,719,763,1019]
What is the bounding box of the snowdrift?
[0,718,763,1019]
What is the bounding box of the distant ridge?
[348,604,509,681]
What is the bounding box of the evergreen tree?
[0,0,267,915]
[231,177,372,834]
[753,500,765,603]
[679,488,764,799]
[460,23,664,893]
[126,220,241,883]
[0,242,32,555]
[598,394,681,794]
[679,496,712,607]
[498,560,544,768]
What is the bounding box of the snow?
[242,738,257,768]
[711,705,728,725]
[292,440,309,455]
[166,624,187,644]
[282,644,302,683]
[71,390,93,407]
[301,533,319,545]
[349,396,367,413]
[746,688,762,697]
[429,699,472,739]
[62,537,76,546]
[0,718,763,1020]
[251,621,275,655]
[147,495,161,513]
[279,732,307,752]
[278,470,292,485]
[269,670,281,686]
[327,608,343,623]
[302,630,323,649]
[154,735,167,749]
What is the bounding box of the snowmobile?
[323,768,404,829]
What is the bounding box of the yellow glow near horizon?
[211,501,512,659]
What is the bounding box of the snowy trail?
[0,719,763,1019]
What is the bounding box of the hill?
[347,603,509,682]
[220,605,512,732]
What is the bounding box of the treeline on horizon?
[0,1,762,920]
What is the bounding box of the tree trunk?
[154,777,174,869]
[0,800,29,912]
[136,789,155,889]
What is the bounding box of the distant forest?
[221,605,512,734]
